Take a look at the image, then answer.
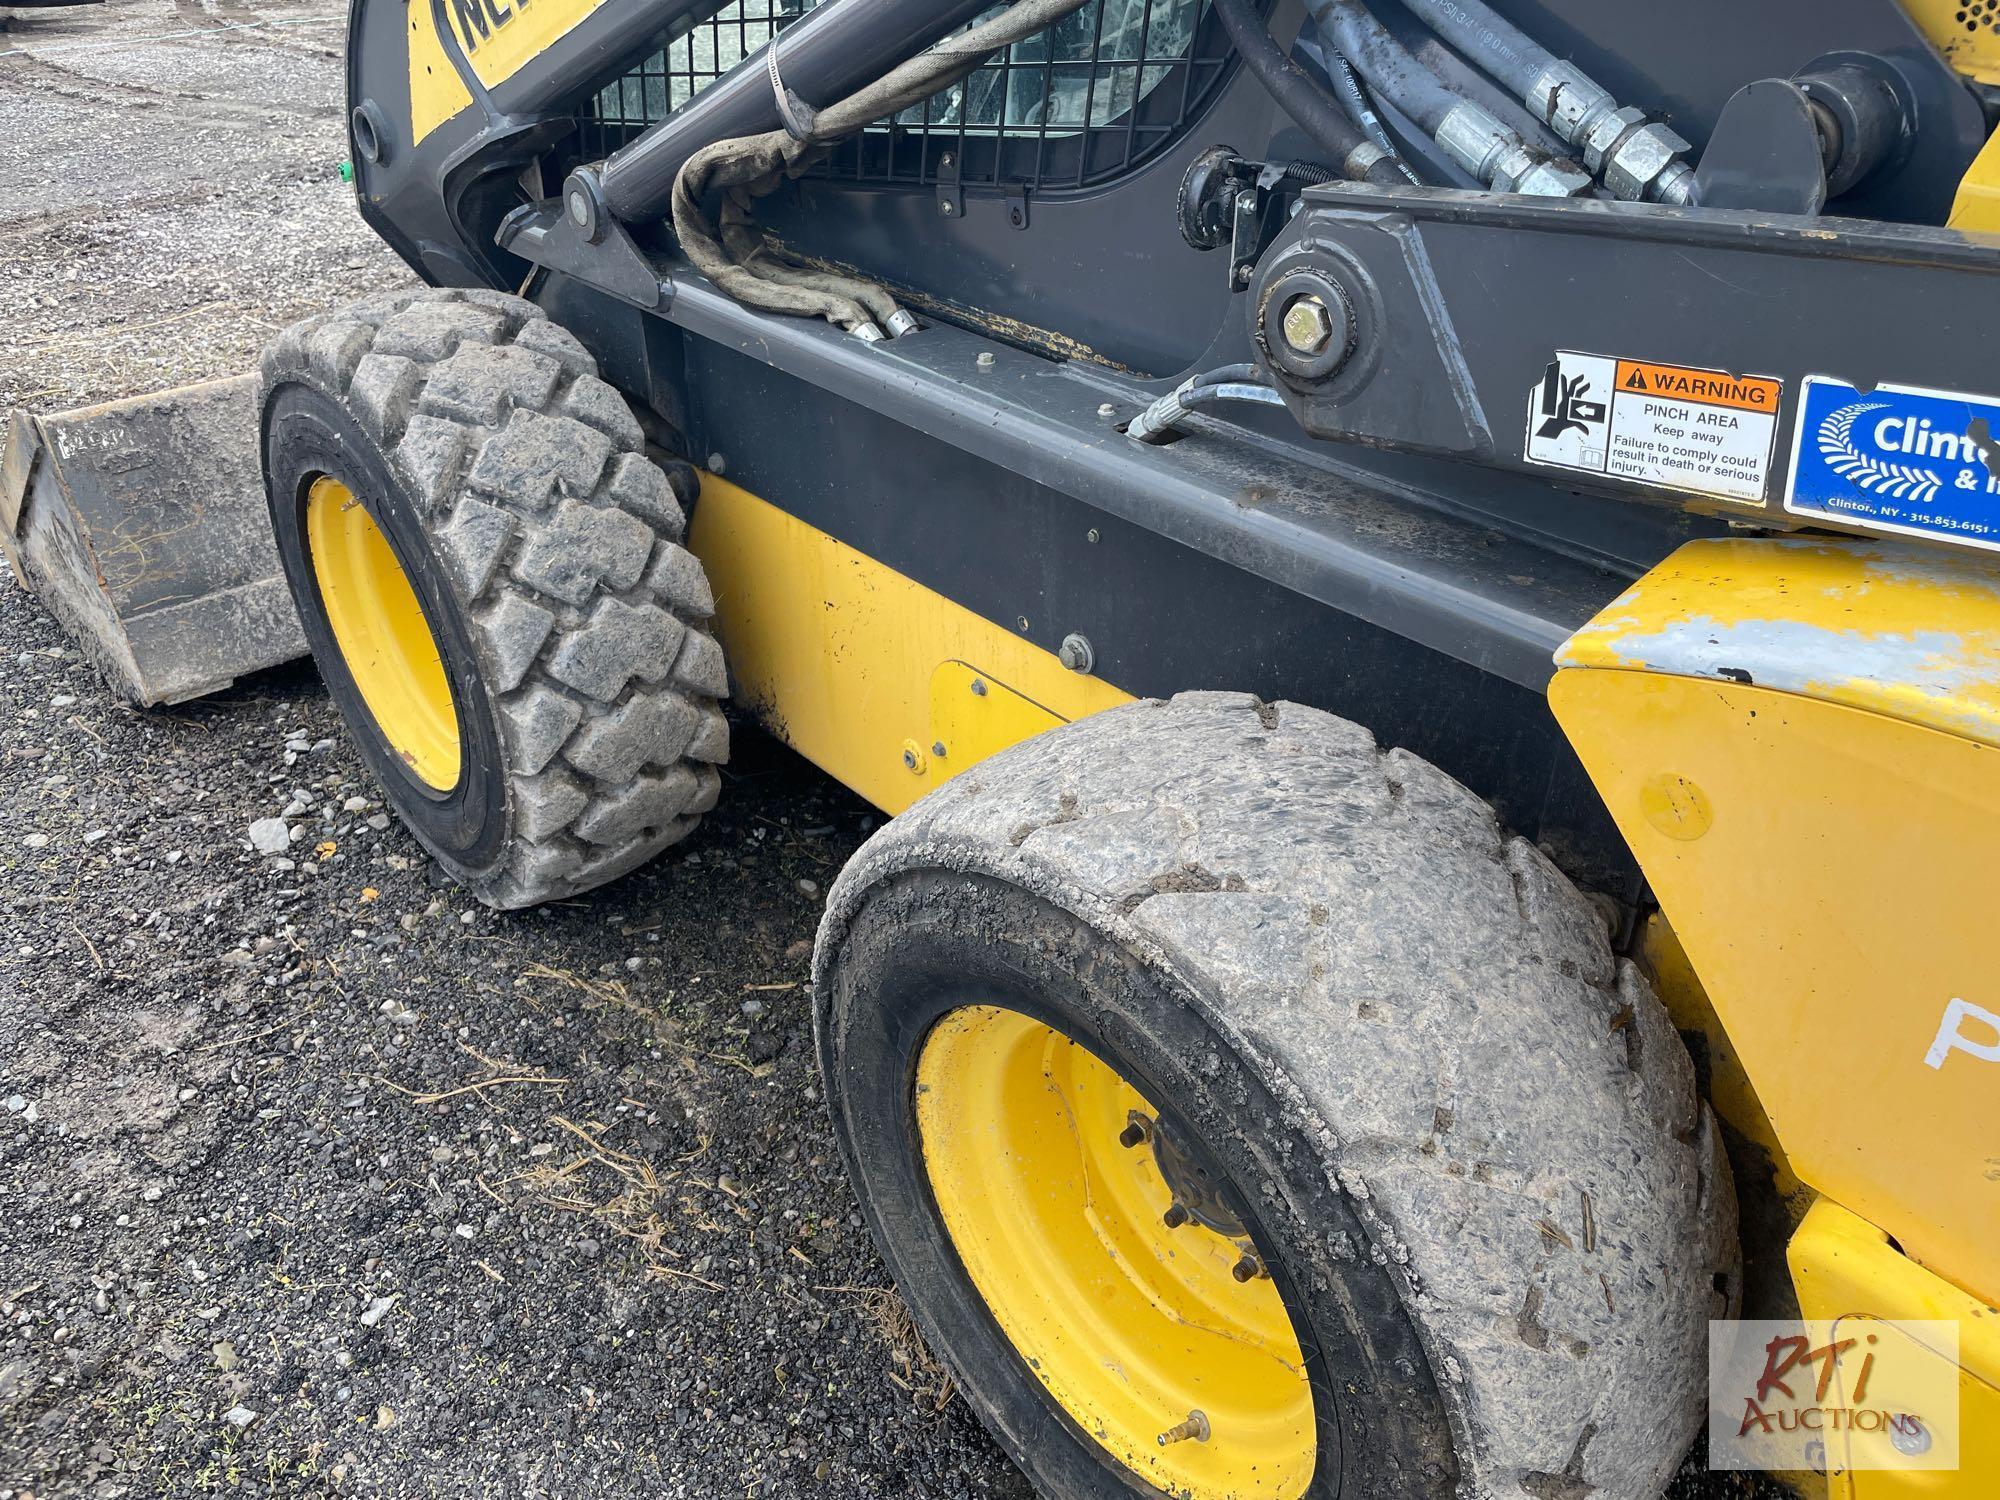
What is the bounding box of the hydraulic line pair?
[1307,0,1694,201]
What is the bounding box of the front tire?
[815,692,1737,1499]
[259,288,728,908]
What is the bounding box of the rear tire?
[260,287,728,907]
[815,691,1738,1500]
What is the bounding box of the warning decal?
[1524,351,1782,504]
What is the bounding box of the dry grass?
[817,1284,956,1411]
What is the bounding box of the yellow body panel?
[1947,127,2000,235]
[446,0,612,91]
[407,0,612,143]
[1551,537,2000,1303]
[1791,1199,2000,1497]
[1638,913,1807,1210]
[1904,0,2000,86]
[1557,538,2000,747]
[1901,0,2000,229]
[407,3,474,146]
[687,476,1132,814]
[918,1006,1314,1499]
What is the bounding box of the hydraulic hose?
[1208,0,1409,185]
[601,0,1000,223]
[1303,0,1590,195]
[1127,372,1287,444]
[1304,0,1461,136]
[1393,0,1694,202]
[1395,0,1544,99]
[671,0,1101,334]
[1320,44,1424,184]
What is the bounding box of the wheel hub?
[915,1004,1314,1498]
[1148,1110,1251,1238]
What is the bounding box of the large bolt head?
[1280,295,1334,355]
[1256,269,1355,385]
[1581,105,1647,174]
[1493,153,1595,198]
[1605,121,1693,201]
[1057,633,1095,674]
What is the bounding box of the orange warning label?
[1614,360,1782,414]
[1527,350,1784,504]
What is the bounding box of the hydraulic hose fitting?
[1344,140,1394,181]
[884,308,922,338]
[1581,106,1694,204]
[1526,60,1616,143]
[1527,60,1693,204]
[1435,102,1592,197]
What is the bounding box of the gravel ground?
[0,586,1034,1500]
[0,0,407,412]
[1,3,1027,1496]
[0,3,1779,1497]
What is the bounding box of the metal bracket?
[495,199,670,312]
[1004,187,1029,231]
[1228,188,1263,291]
[1224,162,1300,292]
[935,149,964,221]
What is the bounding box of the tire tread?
[818,691,1737,1500]
[263,288,728,907]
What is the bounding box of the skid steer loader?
[10,0,2000,1493]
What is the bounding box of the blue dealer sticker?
[1786,375,2000,551]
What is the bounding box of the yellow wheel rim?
[916,1005,1315,1499]
[305,476,460,791]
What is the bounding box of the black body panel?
[346,0,2000,909]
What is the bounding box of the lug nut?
[1231,1251,1268,1283]
[1280,295,1334,355]
[1157,1410,1211,1447]
[1162,1202,1191,1229]
[1118,1110,1153,1149]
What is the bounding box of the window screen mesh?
[582,0,1234,191]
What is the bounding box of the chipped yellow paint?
[408,0,474,145]
[1905,0,2000,86]
[1790,1199,2000,1498]
[1557,536,2000,747]
[687,476,1131,813]
[406,0,472,147]
[1552,534,2000,1309]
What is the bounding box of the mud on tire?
[260,287,728,908]
[816,691,1739,1500]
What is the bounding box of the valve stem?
[1157,1410,1212,1447]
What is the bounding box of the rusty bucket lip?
[3,373,307,707]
